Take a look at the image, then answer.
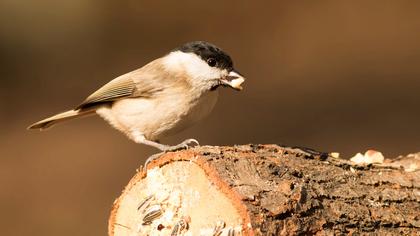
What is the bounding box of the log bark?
[109,145,420,236]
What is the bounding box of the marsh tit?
[28,41,245,153]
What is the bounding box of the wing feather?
[76,76,136,109]
[75,59,170,110]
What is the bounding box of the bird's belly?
[99,90,219,140]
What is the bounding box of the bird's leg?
[163,138,199,151]
[131,132,199,170]
[132,132,199,152]
[132,133,170,151]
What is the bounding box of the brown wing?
[76,75,137,109]
[76,59,170,110]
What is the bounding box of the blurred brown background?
[1,1,419,235]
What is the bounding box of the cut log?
[109,145,420,235]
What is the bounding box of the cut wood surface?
[109,145,420,236]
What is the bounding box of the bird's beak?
[220,70,246,91]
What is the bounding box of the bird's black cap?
[175,41,233,71]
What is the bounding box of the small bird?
[28,41,245,154]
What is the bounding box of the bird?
[28,41,245,156]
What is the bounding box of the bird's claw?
[143,139,199,172]
[164,138,199,152]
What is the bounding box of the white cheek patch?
[163,51,224,81]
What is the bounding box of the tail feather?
[27,109,95,130]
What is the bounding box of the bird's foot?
[143,152,164,172]
[143,139,199,172]
[163,138,199,152]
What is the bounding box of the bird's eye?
[207,58,217,67]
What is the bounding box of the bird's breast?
[173,89,219,133]
[105,89,219,140]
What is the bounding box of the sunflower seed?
[212,220,226,236]
[170,216,190,236]
[142,204,162,225]
[137,194,154,211]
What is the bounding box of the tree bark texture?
[109,145,420,236]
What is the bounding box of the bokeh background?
[1,1,419,235]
